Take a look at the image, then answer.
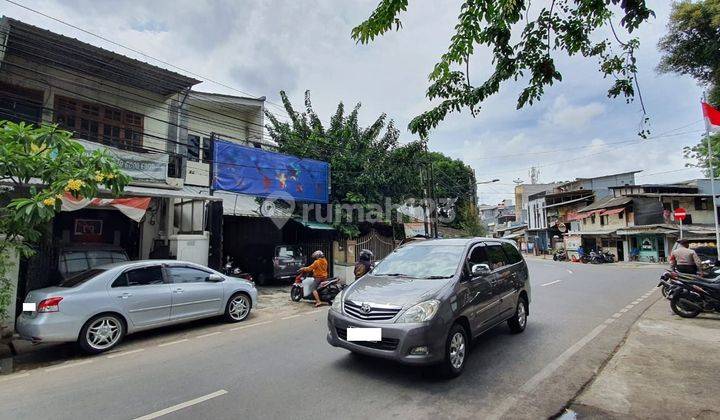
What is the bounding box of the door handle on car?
[173,288,184,294]
[118,292,132,299]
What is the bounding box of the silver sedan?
[16,260,257,353]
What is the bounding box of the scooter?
[668,274,720,318]
[290,271,344,303]
[221,256,254,282]
[553,250,567,261]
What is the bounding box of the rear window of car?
[59,250,128,276]
[58,269,106,287]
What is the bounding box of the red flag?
[702,101,720,133]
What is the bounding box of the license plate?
[347,327,381,342]
[22,302,36,312]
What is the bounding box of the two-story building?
[0,17,251,296]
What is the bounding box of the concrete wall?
[660,196,716,225]
[581,209,632,231]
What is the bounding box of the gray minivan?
[327,238,530,377]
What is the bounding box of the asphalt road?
[0,260,663,420]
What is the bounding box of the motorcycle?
[290,271,344,303]
[600,250,615,263]
[553,249,567,261]
[221,256,254,282]
[668,274,720,318]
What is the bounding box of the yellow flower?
[104,173,116,180]
[55,194,64,199]
[42,197,56,206]
[94,172,105,182]
[64,179,85,192]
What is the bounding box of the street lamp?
[477,178,500,185]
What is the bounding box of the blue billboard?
[212,140,330,204]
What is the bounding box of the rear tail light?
[37,297,63,313]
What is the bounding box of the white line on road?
[612,312,623,319]
[0,372,30,382]
[196,331,223,339]
[44,359,93,372]
[624,304,635,310]
[566,269,574,274]
[604,318,616,325]
[229,320,273,331]
[488,322,609,419]
[620,308,629,313]
[541,280,562,287]
[632,299,641,304]
[157,339,189,348]
[133,389,228,420]
[281,314,303,320]
[106,348,145,359]
[308,309,327,315]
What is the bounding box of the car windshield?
[372,244,465,278]
[58,268,106,287]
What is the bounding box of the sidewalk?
[566,298,720,419]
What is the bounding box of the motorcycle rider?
[670,239,703,275]
[354,249,374,280]
[299,250,329,307]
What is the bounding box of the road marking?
[133,389,228,420]
[604,318,616,325]
[624,304,634,310]
[0,372,30,382]
[541,280,562,287]
[281,314,303,320]
[229,320,272,331]
[566,269,574,274]
[107,348,145,359]
[489,322,609,419]
[157,339,189,348]
[632,299,641,304]
[44,359,93,372]
[308,309,326,315]
[196,331,223,339]
[620,308,629,313]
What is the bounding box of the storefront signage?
[641,238,654,250]
[212,140,330,203]
[74,219,103,236]
[76,139,169,184]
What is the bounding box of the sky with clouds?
[2,0,708,204]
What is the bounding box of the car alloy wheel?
[517,300,527,329]
[228,294,251,321]
[86,316,122,351]
[449,331,466,370]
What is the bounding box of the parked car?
[17,260,257,354]
[327,238,530,377]
[56,244,129,282]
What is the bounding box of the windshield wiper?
[422,275,453,279]
[376,273,410,277]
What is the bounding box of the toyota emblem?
[361,303,372,314]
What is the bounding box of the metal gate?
[297,240,333,274]
[354,230,396,261]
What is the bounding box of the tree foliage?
[659,0,720,173]
[0,121,129,321]
[265,91,478,236]
[658,0,720,102]
[352,0,655,137]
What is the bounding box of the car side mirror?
[206,274,224,283]
[471,263,491,277]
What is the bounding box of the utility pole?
[424,140,439,238]
[420,165,429,237]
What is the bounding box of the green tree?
[0,121,129,322]
[658,0,720,104]
[265,91,479,236]
[658,1,720,173]
[352,0,655,137]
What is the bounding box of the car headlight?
[331,292,343,312]
[397,300,440,323]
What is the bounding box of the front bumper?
[326,309,446,365]
[16,312,83,343]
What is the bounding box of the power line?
[2,0,301,123]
